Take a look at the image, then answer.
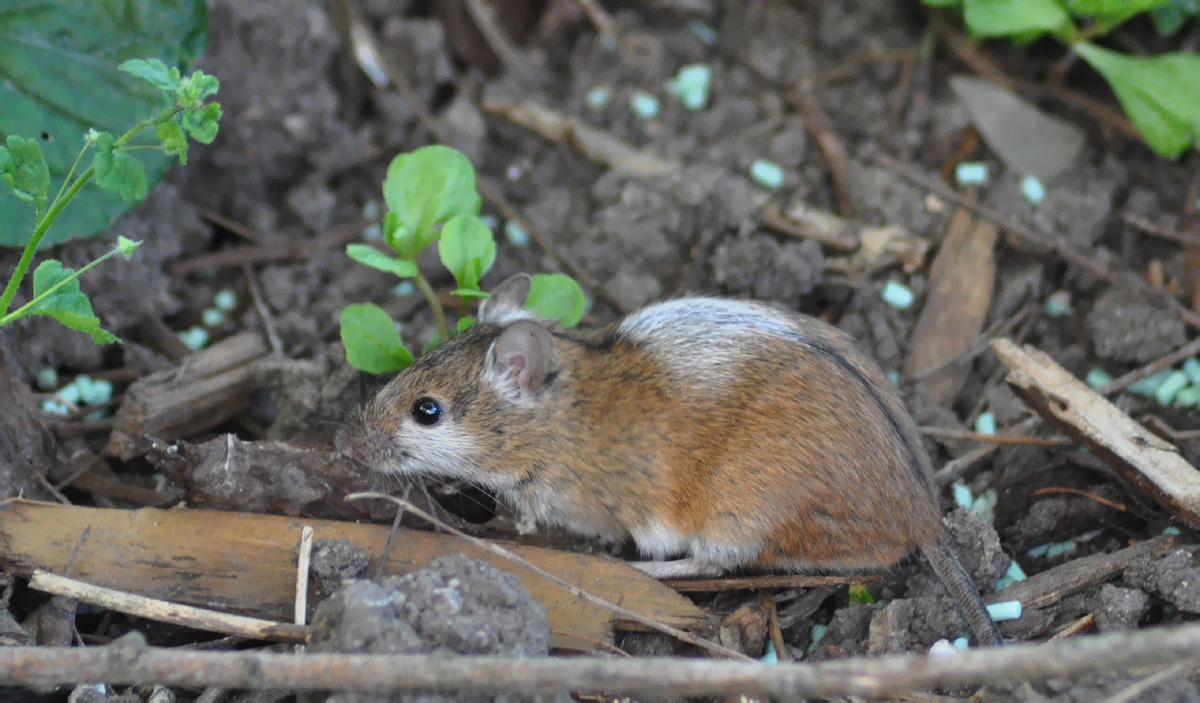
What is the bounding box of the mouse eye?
[411,397,443,426]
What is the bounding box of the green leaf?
[181,102,221,144]
[438,214,495,292]
[0,135,49,209]
[93,138,148,202]
[177,69,219,104]
[1067,0,1169,31]
[922,0,962,6]
[156,119,189,164]
[457,316,477,333]
[0,0,210,247]
[1075,44,1200,158]
[963,0,1073,36]
[525,273,587,327]
[346,244,419,278]
[339,303,413,374]
[452,288,491,299]
[848,584,876,604]
[382,145,482,259]
[117,236,141,259]
[25,259,116,344]
[118,58,176,92]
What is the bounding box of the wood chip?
[984,534,1178,610]
[905,210,998,404]
[104,332,270,461]
[991,338,1200,528]
[0,501,710,652]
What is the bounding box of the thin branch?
[918,427,1071,446]
[344,491,752,661]
[11,623,1200,696]
[27,570,307,644]
[244,263,283,356]
[461,0,544,82]
[295,526,314,627]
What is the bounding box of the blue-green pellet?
[628,91,660,119]
[178,326,210,351]
[881,281,915,310]
[1020,175,1045,205]
[214,289,238,311]
[504,220,530,247]
[1085,368,1113,388]
[36,367,58,391]
[971,488,997,524]
[955,162,988,186]
[480,215,499,230]
[687,19,717,45]
[42,399,70,416]
[202,308,225,328]
[1045,540,1077,558]
[361,200,381,220]
[1127,370,1174,397]
[1164,526,1182,535]
[55,383,81,405]
[761,641,778,664]
[585,86,612,110]
[807,624,827,653]
[749,159,785,190]
[1184,358,1200,386]
[986,601,1022,621]
[952,482,973,510]
[362,223,382,240]
[668,64,712,111]
[1155,370,1190,405]
[1176,386,1200,408]
[974,412,996,435]
[1043,291,1072,317]
[78,377,112,405]
[393,281,416,297]
[952,636,970,651]
[1028,544,1050,558]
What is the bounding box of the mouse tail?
[920,536,1003,647]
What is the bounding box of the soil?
[3,0,1200,701]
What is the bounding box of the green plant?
[0,0,211,246]
[0,59,222,343]
[926,0,1200,158]
[340,145,587,375]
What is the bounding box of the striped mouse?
[336,274,1002,646]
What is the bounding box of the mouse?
[336,273,1003,647]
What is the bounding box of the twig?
[1030,487,1128,512]
[763,592,790,663]
[663,574,877,592]
[1122,213,1200,249]
[27,570,308,644]
[295,526,314,628]
[875,152,1200,329]
[1102,660,1197,703]
[13,623,1200,695]
[812,49,917,85]
[374,484,412,581]
[344,491,752,661]
[169,220,364,276]
[461,0,543,82]
[918,427,1070,446]
[243,264,283,356]
[330,0,624,313]
[201,210,270,245]
[792,79,854,217]
[571,0,618,46]
[64,526,92,577]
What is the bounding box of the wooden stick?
[12,622,1200,696]
[918,426,1072,446]
[295,526,314,628]
[344,492,752,661]
[28,570,307,644]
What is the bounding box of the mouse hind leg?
[628,558,724,579]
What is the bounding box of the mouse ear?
[478,274,532,324]
[485,320,555,401]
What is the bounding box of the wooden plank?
[0,502,709,651]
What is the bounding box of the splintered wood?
[105,332,270,460]
[991,338,1200,528]
[905,209,998,404]
[0,502,709,652]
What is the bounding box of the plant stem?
[0,246,122,326]
[414,272,450,343]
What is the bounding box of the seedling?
[927,0,1200,158]
[340,145,587,375]
[0,59,222,344]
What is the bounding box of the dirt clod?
[1086,287,1185,364]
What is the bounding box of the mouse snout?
[333,423,392,467]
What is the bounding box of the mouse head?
[336,274,562,489]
